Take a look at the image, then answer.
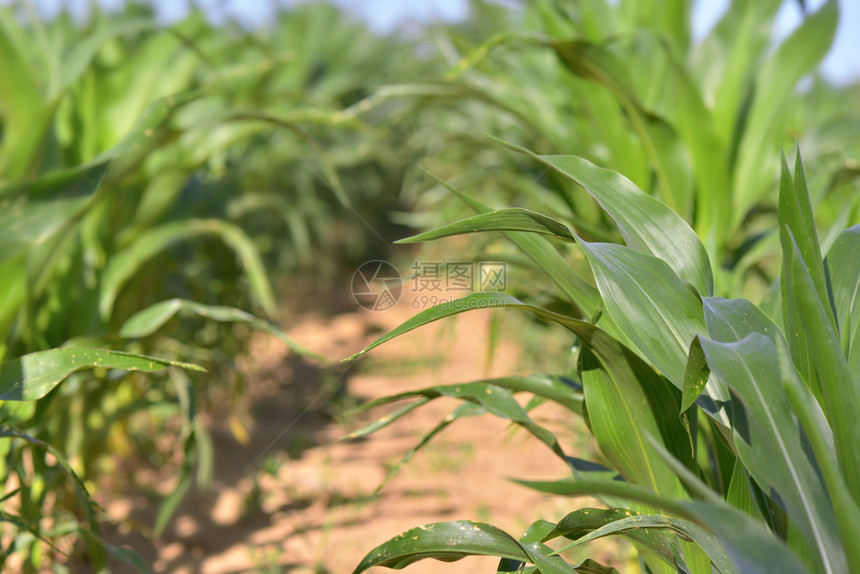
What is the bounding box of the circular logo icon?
[351,260,402,311]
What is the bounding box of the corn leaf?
[733,0,838,224]
[0,347,204,401]
[517,479,810,574]
[698,333,846,574]
[825,225,860,380]
[353,520,576,574]
[435,177,600,318]
[119,299,326,363]
[100,219,276,320]
[497,140,713,296]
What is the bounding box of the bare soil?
[101,292,631,573]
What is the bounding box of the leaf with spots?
[353,520,576,574]
[0,348,204,401]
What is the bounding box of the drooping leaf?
[99,219,276,320]
[699,333,846,573]
[0,348,204,401]
[432,174,600,318]
[397,207,576,245]
[549,508,736,574]
[119,298,326,363]
[353,520,576,574]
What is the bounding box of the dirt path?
[104,296,629,573]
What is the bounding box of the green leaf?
[496,139,712,295]
[0,160,110,265]
[353,520,576,574]
[397,207,576,245]
[549,41,695,222]
[825,225,860,380]
[518,478,810,574]
[575,242,715,397]
[346,292,693,492]
[702,296,782,344]
[344,374,582,420]
[733,0,839,224]
[550,508,735,574]
[782,229,860,503]
[100,219,276,320]
[430,175,600,318]
[119,299,327,363]
[681,337,709,413]
[699,333,846,573]
[579,346,686,498]
[0,348,204,401]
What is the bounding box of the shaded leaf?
[120,298,326,363]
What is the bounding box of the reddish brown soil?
[101,293,632,573]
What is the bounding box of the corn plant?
[348,144,859,573]
[0,2,407,568]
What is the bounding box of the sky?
[7,0,860,85]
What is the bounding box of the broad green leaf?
[699,334,845,573]
[733,0,838,224]
[575,242,713,395]
[100,219,276,320]
[517,478,810,574]
[825,225,860,379]
[702,297,782,344]
[781,339,860,573]
[660,49,730,254]
[353,520,576,574]
[0,348,204,401]
[497,139,712,295]
[119,299,327,363]
[782,230,860,503]
[580,347,686,498]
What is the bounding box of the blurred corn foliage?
[0,1,425,570]
[386,0,859,302]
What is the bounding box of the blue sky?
[9,0,860,85]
